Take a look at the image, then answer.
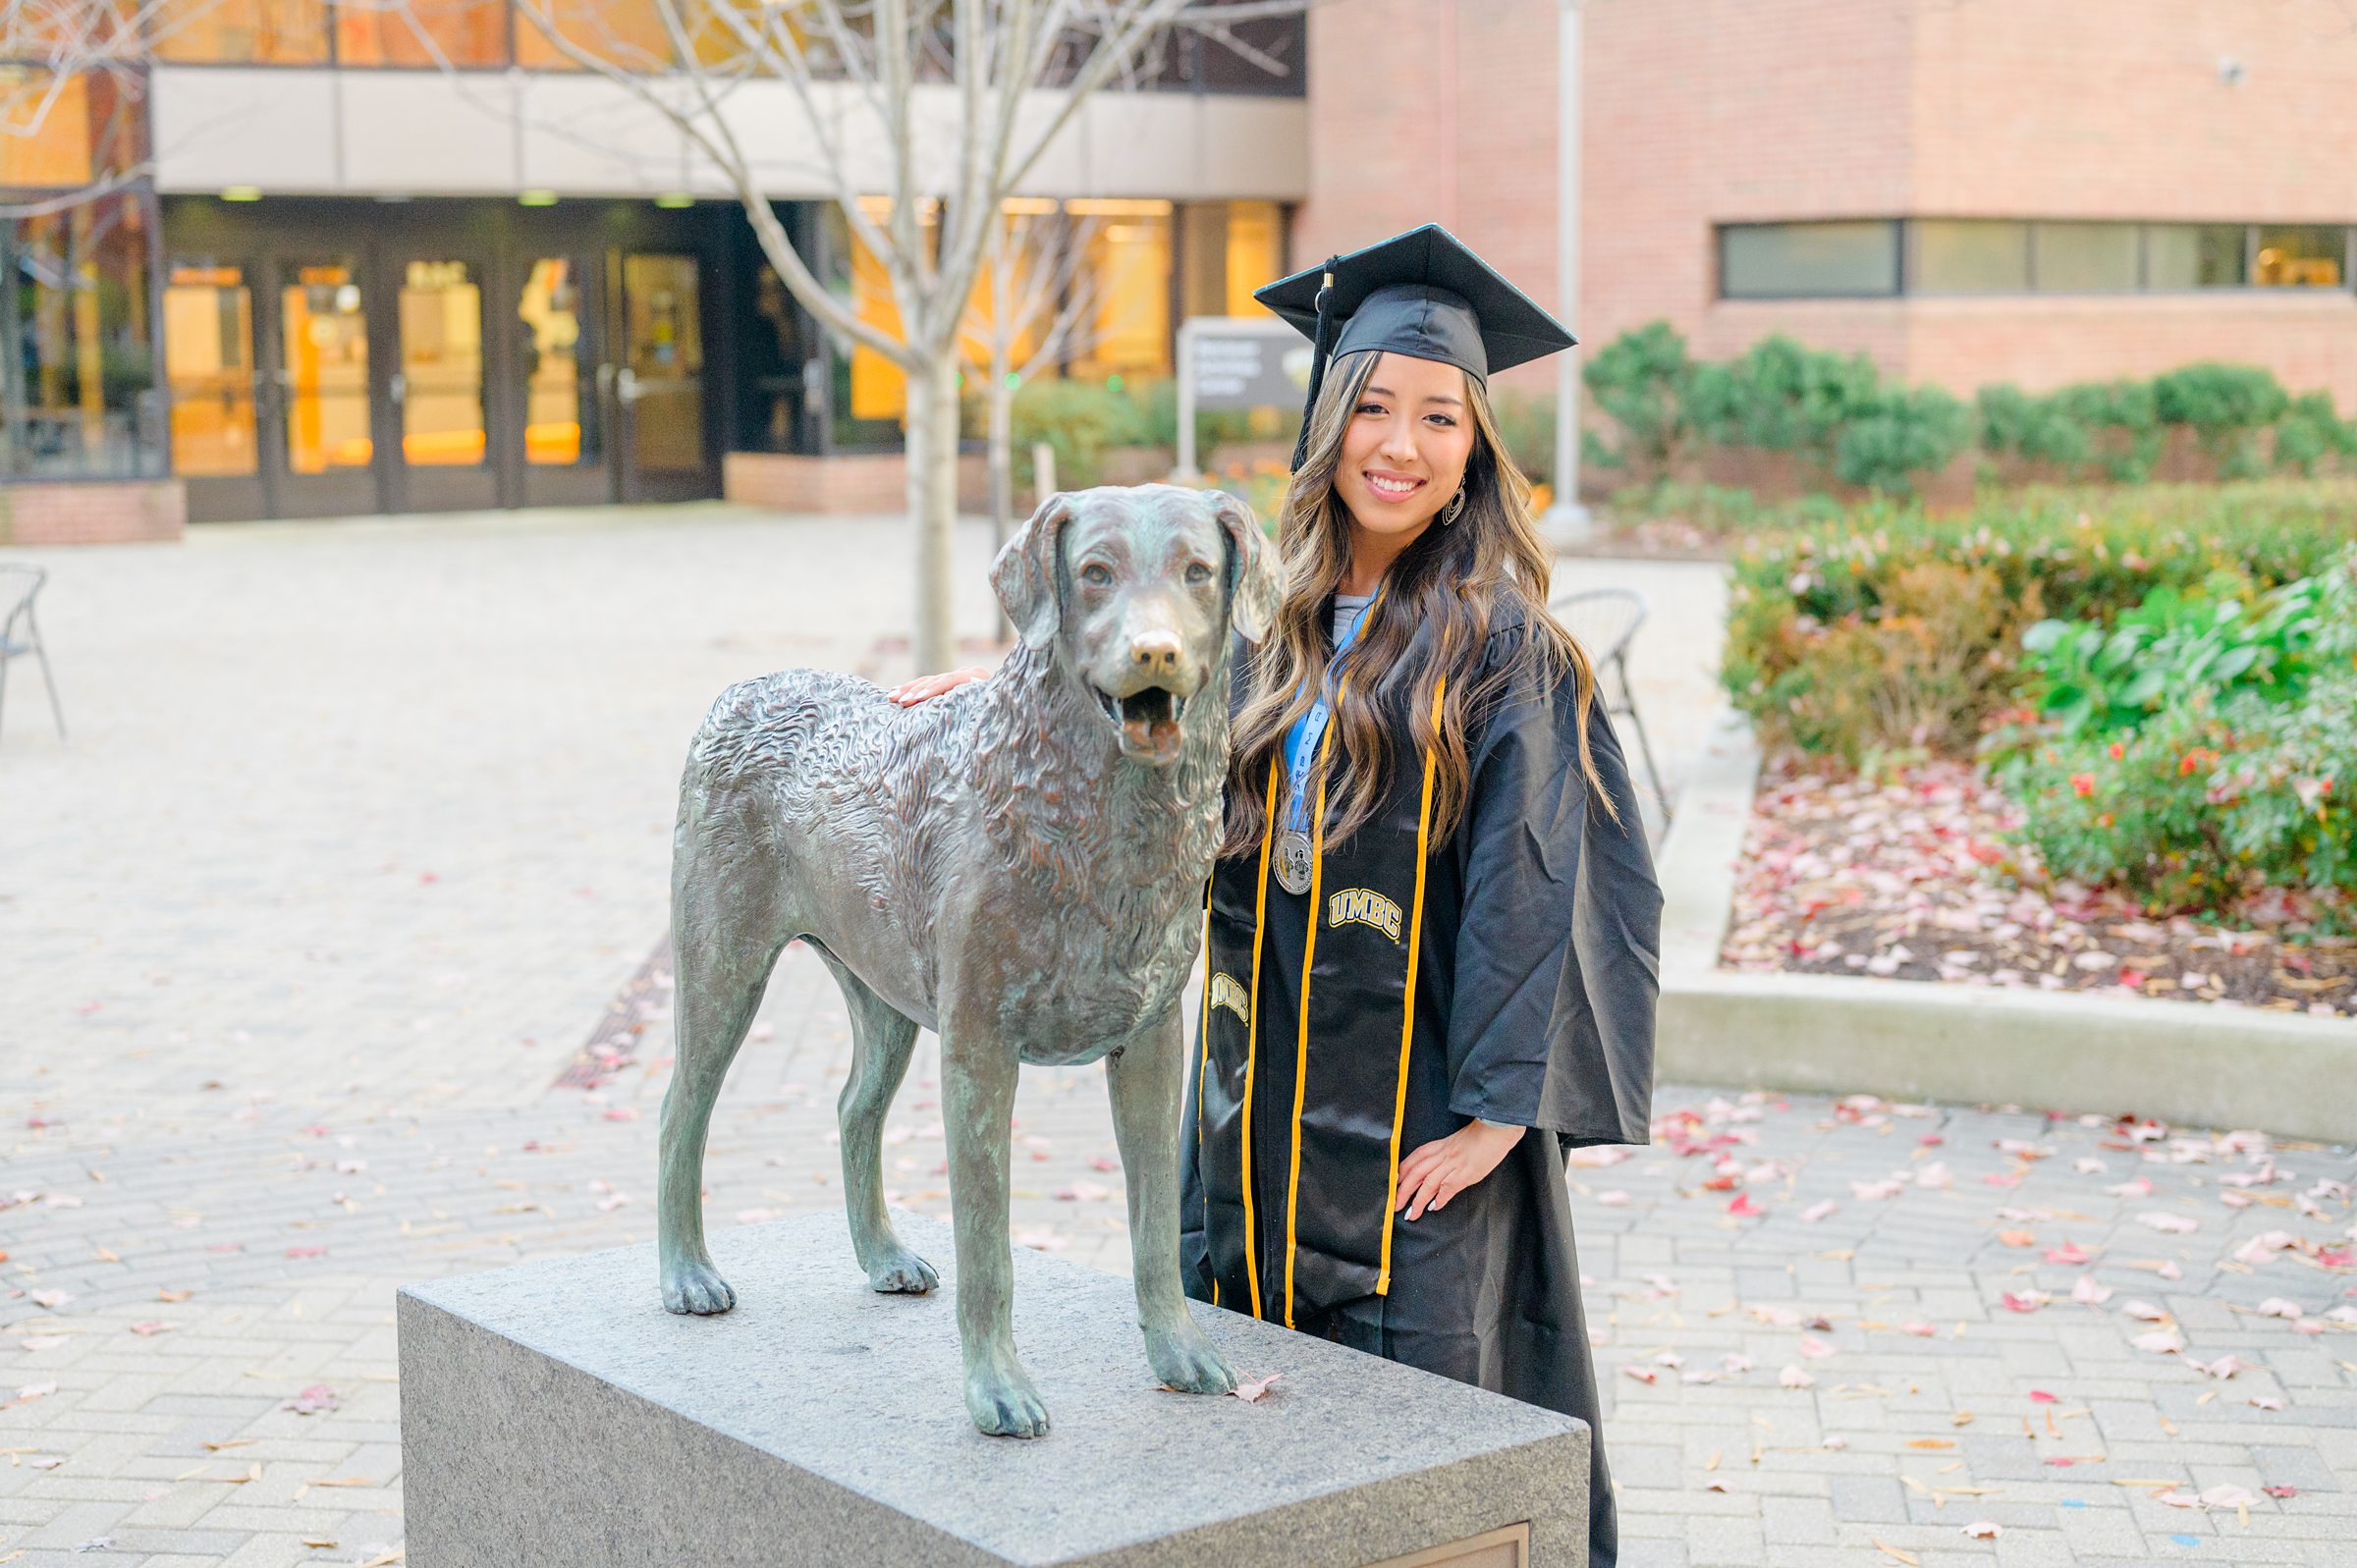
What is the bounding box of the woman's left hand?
[1396,1120,1526,1221]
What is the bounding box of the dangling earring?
[1441,488,1467,527]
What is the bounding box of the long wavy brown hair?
[1220,349,1615,859]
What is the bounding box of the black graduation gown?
[1179,593,1661,1568]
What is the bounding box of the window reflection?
[336,0,509,66]
[0,194,161,479]
[164,264,259,477]
[520,257,590,465]
[149,0,329,64]
[399,259,485,466]
[2254,227,2344,288]
[516,0,780,69]
[622,253,702,473]
[1068,198,1172,381]
[2145,225,2246,289]
[2032,223,2138,293]
[1719,222,1900,298]
[281,264,372,473]
[0,68,140,189]
[1911,220,2030,295]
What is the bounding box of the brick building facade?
[1298,0,2357,412]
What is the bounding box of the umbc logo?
[1210,972,1250,1022]
[1326,887,1403,943]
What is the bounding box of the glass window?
[959,202,1059,376]
[830,196,937,432]
[336,0,508,67]
[1719,221,1897,298]
[2144,224,2245,289]
[2033,222,2138,292]
[1225,200,1283,316]
[0,68,145,189]
[164,262,259,476]
[520,257,594,464]
[398,258,485,467]
[280,262,372,473]
[1067,198,1173,381]
[516,0,797,71]
[149,0,330,64]
[2254,225,2345,288]
[0,193,162,479]
[1911,220,2029,294]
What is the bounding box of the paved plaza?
[4,508,2352,1567]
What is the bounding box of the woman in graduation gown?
[1183,226,1660,1568]
[890,224,1659,1567]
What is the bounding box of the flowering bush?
[1990,551,2357,919]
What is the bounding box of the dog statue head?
[991,483,1279,767]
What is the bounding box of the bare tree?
[956,205,1101,567]
[512,0,1313,674]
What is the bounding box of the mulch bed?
[1720,756,2357,1019]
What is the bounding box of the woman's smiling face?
[1333,351,1477,545]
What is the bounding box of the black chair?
[0,565,67,744]
[1548,585,1671,822]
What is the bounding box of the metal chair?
[1548,585,1671,822]
[0,565,67,744]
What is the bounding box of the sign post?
[1174,316,1309,481]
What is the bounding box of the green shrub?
[1722,484,2357,764]
[1580,320,1696,478]
[2273,392,2357,478]
[1833,383,1972,494]
[1688,333,1883,471]
[1977,384,2094,470]
[1486,386,1559,488]
[2153,363,2291,479]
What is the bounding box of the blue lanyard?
[1280,590,1380,835]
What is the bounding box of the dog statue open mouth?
[1094,681,1190,762]
[657,482,1279,1438]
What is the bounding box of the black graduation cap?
[1253,223,1576,471]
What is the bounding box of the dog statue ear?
[992,491,1074,649]
[1207,490,1280,643]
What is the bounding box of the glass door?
[517,254,609,507]
[267,258,383,516]
[163,260,267,522]
[389,255,496,513]
[614,252,705,502]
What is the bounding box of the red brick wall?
[1303,0,2357,412]
[0,482,186,546]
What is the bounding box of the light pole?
[1544,0,1595,549]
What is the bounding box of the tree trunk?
[906,355,962,677]
[987,367,1014,644]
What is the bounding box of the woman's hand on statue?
[886,665,992,706]
[1396,1119,1526,1221]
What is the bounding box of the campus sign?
[1174,315,1311,476]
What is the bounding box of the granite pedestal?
[398,1211,1589,1567]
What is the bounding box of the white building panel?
[149,68,1308,204]
[150,68,341,193]
[340,72,522,194]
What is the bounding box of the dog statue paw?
[860,1243,939,1295]
[965,1351,1052,1439]
[660,1254,737,1316]
[1144,1318,1238,1395]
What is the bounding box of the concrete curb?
[1654,708,2356,1146]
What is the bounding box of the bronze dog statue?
[657,482,1278,1436]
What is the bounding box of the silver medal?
[1275,829,1314,895]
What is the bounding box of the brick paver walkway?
[6,508,2349,1568]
